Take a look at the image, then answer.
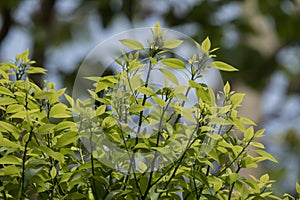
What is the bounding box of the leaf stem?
[20,130,33,200]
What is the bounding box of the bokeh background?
[1,0,299,196]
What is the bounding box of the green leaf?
[50,167,57,179]
[163,39,183,49]
[138,161,148,172]
[16,48,29,62]
[53,131,79,148]
[227,173,239,185]
[231,93,245,107]
[296,182,300,194]
[188,80,201,88]
[241,156,258,168]
[244,127,254,141]
[66,193,87,199]
[26,67,47,74]
[0,97,17,105]
[250,142,265,149]
[138,86,156,96]
[159,68,179,85]
[36,123,56,135]
[254,149,278,163]
[134,143,150,150]
[162,58,185,69]
[120,39,144,50]
[0,86,14,97]
[38,145,65,163]
[24,167,42,187]
[35,90,54,99]
[55,121,76,132]
[64,93,74,107]
[96,105,106,116]
[229,117,245,132]
[152,96,166,107]
[0,121,20,139]
[212,61,238,71]
[0,165,20,176]
[0,155,22,165]
[6,104,24,114]
[202,37,211,52]
[150,57,158,65]
[50,103,70,118]
[223,81,230,94]
[129,104,145,113]
[1,138,22,149]
[153,22,161,36]
[260,174,269,183]
[254,129,265,139]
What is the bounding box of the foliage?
[0,25,299,200]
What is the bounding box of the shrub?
[0,24,299,199]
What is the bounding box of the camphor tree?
[0,23,299,199]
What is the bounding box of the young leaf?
[296,182,300,195]
[163,39,183,49]
[162,58,185,69]
[223,81,230,94]
[26,67,47,74]
[212,61,238,71]
[202,37,211,52]
[38,145,65,163]
[53,131,79,148]
[138,161,148,172]
[138,86,156,96]
[50,103,70,118]
[129,104,145,113]
[96,105,106,116]
[254,149,278,163]
[244,126,254,141]
[0,155,22,165]
[120,39,144,50]
[159,68,179,85]
[0,86,14,97]
[50,167,57,179]
[154,22,161,36]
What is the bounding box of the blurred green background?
[1,0,299,196]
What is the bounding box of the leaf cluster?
[0,24,299,200]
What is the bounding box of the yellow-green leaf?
[296,182,300,194]
[1,138,22,149]
[223,81,230,94]
[50,103,70,118]
[53,131,79,148]
[26,67,47,74]
[0,155,22,165]
[163,39,183,49]
[159,68,179,85]
[244,127,254,141]
[0,86,14,97]
[50,167,57,179]
[254,149,278,163]
[38,146,64,163]
[129,104,145,113]
[202,37,211,52]
[162,58,185,69]
[120,39,144,50]
[96,105,106,116]
[212,61,238,71]
[138,161,148,172]
[0,97,17,105]
[0,121,20,139]
[138,87,155,96]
